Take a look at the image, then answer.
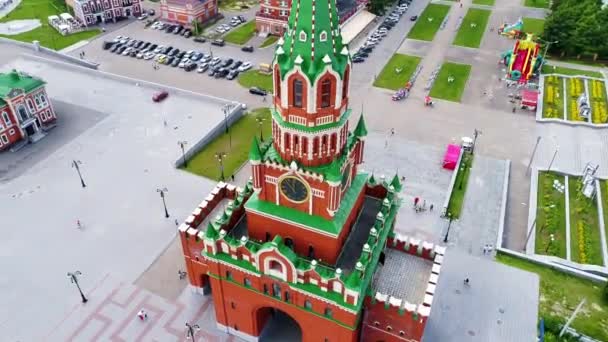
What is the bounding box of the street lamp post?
[471,129,482,155]
[548,148,559,171]
[72,160,86,188]
[67,271,88,303]
[443,213,453,243]
[215,152,227,181]
[256,116,265,142]
[545,233,555,253]
[185,322,200,341]
[222,103,233,150]
[157,187,170,218]
[178,140,188,168]
[540,39,559,63]
[526,136,542,175]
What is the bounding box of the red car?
[153,91,168,102]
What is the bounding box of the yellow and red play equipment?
[501,34,543,83]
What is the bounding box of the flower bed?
[535,171,567,258]
[589,79,608,124]
[542,75,564,119]
[602,180,608,254]
[566,77,586,122]
[568,176,604,266]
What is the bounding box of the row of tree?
[542,0,608,60]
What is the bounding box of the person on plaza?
[137,309,148,321]
[231,174,235,182]
[414,197,419,207]
[430,204,434,211]
[174,218,179,226]
[390,128,395,136]
[76,219,82,229]
[464,278,470,286]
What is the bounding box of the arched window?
[321,135,328,153]
[272,283,281,297]
[301,137,308,156]
[270,260,283,272]
[26,99,34,113]
[292,79,303,108]
[275,70,281,98]
[35,97,40,106]
[319,31,327,42]
[299,31,307,42]
[284,132,291,150]
[342,68,349,100]
[324,307,333,317]
[285,238,294,249]
[320,79,332,108]
[2,111,11,126]
[40,94,46,104]
[330,133,337,151]
[293,135,299,154]
[304,299,312,310]
[308,245,315,259]
[313,137,319,155]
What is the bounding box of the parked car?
[352,56,365,63]
[176,51,186,59]
[410,15,418,21]
[210,57,221,66]
[249,87,267,96]
[215,68,229,78]
[197,63,209,73]
[148,9,155,15]
[194,37,206,43]
[221,58,234,67]
[153,91,168,102]
[211,39,225,47]
[354,51,369,58]
[184,30,192,38]
[144,52,156,60]
[227,69,239,80]
[168,48,179,57]
[238,61,252,72]
[112,35,123,43]
[208,68,217,77]
[185,63,197,71]
[137,14,148,20]
[110,44,121,53]
[241,45,254,53]
[171,58,180,67]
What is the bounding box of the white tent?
[60,13,74,21]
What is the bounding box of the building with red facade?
[66,0,142,26]
[0,70,56,151]
[159,0,218,28]
[256,0,367,36]
[178,0,445,340]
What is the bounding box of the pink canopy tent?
[521,89,538,109]
[443,144,461,170]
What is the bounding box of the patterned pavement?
[46,274,234,342]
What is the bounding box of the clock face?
[341,162,352,191]
[280,176,309,203]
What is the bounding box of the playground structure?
[501,34,543,84]
[581,162,599,199]
[498,17,523,39]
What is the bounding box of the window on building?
[35,97,40,107]
[308,245,315,259]
[231,302,236,309]
[299,31,307,42]
[272,283,281,298]
[27,99,35,113]
[265,232,271,242]
[244,278,251,287]
[284,291,290,302]
[386,326,393,331]
[2,112,9,126]
[1,135,8,144]
[280,10,288,16]
[292,79,303,108]
[263,284,269,294]
[320,31,327,42]
[313,137,319,154]
[304,299,312,310]
[285,238,294,250]
[324,307,333,317]
[41,111,46,121]
[17,106,28,121]
[321,79,331,108]
[399,331,405,336]
[342,69,349,100]
[330,134,337,150]
[40,94,47,104]
[234,325,239,331]
[264,7,270,14]
[293,135,299,152]
[269,260,283,273]
[275,71,281,98]
[226,270,232,279]
[280,0,287,6]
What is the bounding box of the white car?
[121,48,132,56]
[137,14,148,20]
[210,57,221,65]
[367,37,380,44]
[374,30,387,37]
[144,52,156,60]
[154,45,164,53]
[113,35,124,42]
[136,52,145,58]
[238,61,252,72]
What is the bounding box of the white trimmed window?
[299,31,307,42]
[40,94,47,105]
[319,31,327,42]
[1,135,7,144]
[41,111,47,121]
[264,7,270,14]
[279,10,288,16]
[264,257,287,281]
[35,96,41,108]
[27,99,35,113]
[280,0,287,6]
[47,109,52,119]
[2,111,11,127]
[9,129,15,135]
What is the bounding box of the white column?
[307,136,313,160]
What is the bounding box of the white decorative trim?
[263,256,289,281]
[265,175,278,184]
[204,254,261,277]
[246,206,338,237]
[312,188,325,198]
[288,284,357,313]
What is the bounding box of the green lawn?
[522,17,545,36]
[542,65,603,78]
[497,253,608,341]
[524,0,550,8]
[542,75,564,119]
[472,0,495,5]
[373,53,422,90]
[260,35,278,48]
[452,8,491,48]
[0,0,101,50]
[223,21,256,45]
[446,152,473,219]
[565,77,587,122]
[407,4,451,41]
[589,79,608,124]
[218,0,258,10]
[535,172,567,258]
[569,176,604,266]
[602,181,608,247]
[428,62,471,102]
[183,108,272,180]
[237,70,273,92]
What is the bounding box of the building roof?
[0,70,45,101]
[275,0,350,82]
[422,250,539,342]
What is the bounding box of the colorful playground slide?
[499,17,523,38]
[501,34,542,83]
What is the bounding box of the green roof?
[353,115,368,138]
[275,0,349,82]
[245,173,368,235]
[0,70,45,98]
[249,137,262,161]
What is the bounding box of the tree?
[191,19,202,36]
[367,0,393,16]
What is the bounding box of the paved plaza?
[0,54,238,340]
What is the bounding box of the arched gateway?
[255,307,302,341]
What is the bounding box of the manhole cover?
[468,330,476,336]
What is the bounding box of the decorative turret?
[249,137,264,190]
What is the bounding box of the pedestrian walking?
[512,106,516,113]
[460,2,463,7]
[137,309,148,321]
[414,197,419,207]
[231,174,235,182]
[174,218,179,226]
[262,95,267,102]
[390,128,395,136]
[464,278,470,286]
[163,119,168,127]
[430,204,434,211]
[76,219,82,229]
[423,199,426,209]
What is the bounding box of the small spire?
[390,173,402,192]
[354,115,368,138]
[249,137,262,161]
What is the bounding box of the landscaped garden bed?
[452,8,491,48]
[183,108,271,180]
[566,77,586,122]
[373,53,422,90]
[589,79,608,124]
[541,75,564,119]
[535,171,567,258]
[237,69,273,92]
[407,4,451,41]
[497,252,608,341]
[223,21,256,45]
[428,62,471,102]
[568,176,604,266]
[446,151,473,218]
